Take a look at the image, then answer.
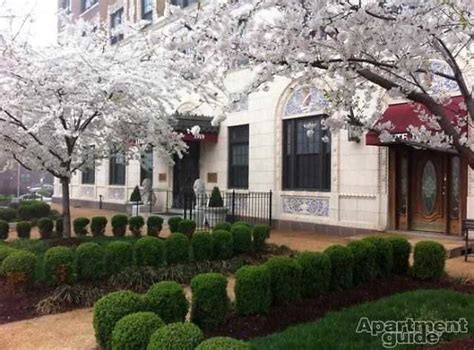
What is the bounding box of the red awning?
[366,95,467,146]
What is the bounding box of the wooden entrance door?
[172,142,200,208]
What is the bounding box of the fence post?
[231,190,236,223]
[183,193,187,219]
[268,190,272,227]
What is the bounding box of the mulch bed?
[207,275,474,340]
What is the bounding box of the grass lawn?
[252,289,474,349]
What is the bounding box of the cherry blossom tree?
[0,18,188,237]
[164,0,473,163]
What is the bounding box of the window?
[110,8,124,45]
[228,125,249,189]
[109,152,126,185]
[61,0,71,13]
[81,163,95,185]
[81,0,98,13]
[140,147,153,185]
[170,0,197,9]
[142,0,153,20]
[283,116,331,191]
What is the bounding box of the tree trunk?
[60,177,72,238]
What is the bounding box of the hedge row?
[0,201,51,223]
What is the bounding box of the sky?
[1,0,57,46]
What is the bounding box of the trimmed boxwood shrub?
[18,201,50,220]
[0,220,9,240]
[2,251,36,285]
[232,221,252,229]
[147,216,164,237]
[363,237,394,276]
[73,217,90,236]
[135,236,165,267]
[129,216,145,237]
[93,291,146,350]
[16,221,31,239]
[412,240,446,280]
[196,337,250,350]
[296,251,331,298]
[192,232,214,262]
[76,242,105,281]
[168,217,182,233]
[165,233,189,264]
[148,322,203,350]
[213,222,232,232]
[105,241,134,275]
[0,207,17,222]
[44,246,75,285]
[208,187,224,208]
[347,240,377,286]
[213,230,233,259]
[191,273,229,330]
[265,256,302,305]
[387,236,411,275]
[38,218,54,239]
[111,312,164,350]
[55,217,63,237]
[178,219,197,239]
[230,225,252,254]
[0,245,16,268]
[235,265,272,315]
[112,214,128,237]
[324,245,354,291]
[145,281,189,324]
[252,224,271,252]
[91,216,108,237]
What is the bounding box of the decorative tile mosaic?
[284,86,328,117]
[282,196,329,216]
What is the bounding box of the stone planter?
[205,207,228,228]
[192,207,206,227]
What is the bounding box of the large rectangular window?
[81,164,95,185]
[81,0,98,13]
[140,147,153,185]
[228,125,249,189]
[110,8,124,45]
[283,116,331,191]
[170,0,197,8]
[109,152,126,185]
[142,0,153,20]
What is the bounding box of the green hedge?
[105,241,134,275]
[191,273,229,330]
[387,236,411,275]
[192,232,214,262]
[18,201,50,221]
[347,240,377,285]
[165,233,189,264]
[213,222,232,232]
[168,217,183,233]
[44,246,75,285]
[325,245,354,291]
[265,256,302,305]
[296,251,331,298]
[363,237,393,277]
[412,240,446,280]
[1,250,36,285]
[38,218,54,239]
[145,281,189,324]
[231,225,252,254]
[129,216,145,237]
[16,221,31,239]
[148,322,203,350]
[235,265,272,315]
[196,337,250,350]
[112,215,128,237]
[135,236,165,267]
[73,217,90,236]
[178,219,197,239]
[91,216,108,237]
[0,246,17,272]
[147,216,164,237]
[252,224,270,252]
[0,208,17,222]
[232,221,252,229]
[55,217,63,237]
[213,230,233,259]
[0,220,9,240]
[76,242,105,281]
[111,312,164,350]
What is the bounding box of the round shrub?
[16,221,31,239]
[213,222,231,232]
[196,337,250,350]
[0,245,17,271]
[145,281,189,324]
[363,237,394,276]
[165,233,189,264]
[230,225,252,254]
[18,201,50,220]
[2,250,36,285]
[296,251,331,298]
[387,236,411,275]
[111,312,164,350]
[191,273,229,330]
[232,221,252,229]
[0,207,17,222]
[129,216,145,237]
[147,216,164,237]
[135,236,165,267]
[55,217,64,237]
[192,232,214,262]
[105,241,134,275]
[0,220,9,240]
[44,246,75,285]
[252,224,271,252]
[324,245,354,291]
[178,219,196,239]
[265,256,302,305]
[76,242,105,281]
[412,240,445,280]
[91,216,108,237]
[148,322,203,350]
[93,291,146,350]
[213,230,233,259]
[112,214,129,237]
[235,265,272,315]
[73,217,90,236]
[168,217,183,233]
[347,240,377,286]
[38,218,54,239]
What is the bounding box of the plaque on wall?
[158,173,167,182]
[207,173,218,183]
